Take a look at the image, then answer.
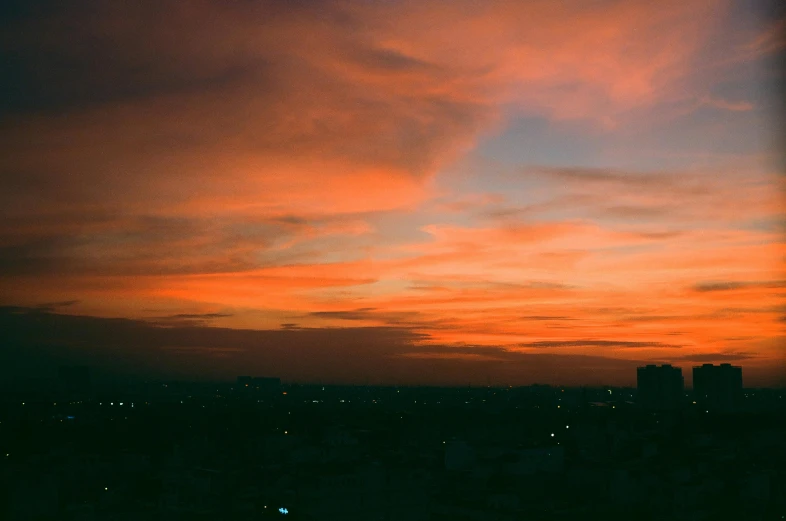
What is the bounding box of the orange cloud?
[0,0,782,384]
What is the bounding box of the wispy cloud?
[0,0,782,383]
[519,339,682,349]
[698,95,754,112]
[309,308,379,321]
[669,352,756,362]
[35,300,80,312]
[694,280,786,292]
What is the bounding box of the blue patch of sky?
[471,116,603,170]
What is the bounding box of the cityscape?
[1,364,783,520]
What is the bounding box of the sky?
[1,0,784,387]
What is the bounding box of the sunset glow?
[1,0,783,386]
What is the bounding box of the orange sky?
[0,0,784,385]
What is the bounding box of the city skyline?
[1,1,785,387]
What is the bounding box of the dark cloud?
[353,47,438,72]
[150,312,234,327]
[622,315,683,322]
[669,352,756,362]
[0,236,78,276]
[393,344,522,362]
[539,167,682,189]
[0,306,652,386]
[600,206,672,219]
[0,213,310,277]
[528,167,714,205]
[159,313,233,320]
[519,339,682,349]
[519,316,576,321]
[270,215,311,226]
[0,1,267,115]
[161,346,246,357]
[0,0,490,279]
[308,308,425,325]
[693,280,786,292]
[280,323,301,330]
[35,299,80,311]
[718,305,786,314]
[309,308,378,320]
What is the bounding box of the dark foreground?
[1,383,784,520]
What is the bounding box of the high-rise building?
[693,363,743,412]
[636,364,684,410]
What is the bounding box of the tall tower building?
[636,364,684,410]
[692,363,743,412]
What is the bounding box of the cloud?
[1,305,650,386]
[161,313,234,320]
[0,0,737,225]
[698,95,754,112]
[519,339,682,349]
[741,17,786,57]
[669,352,756,362]
[35,300,80,312]
[538,167,684,188]
[523,165,782,228]
[694,280,786,292]
[151,312,234,327]
[280,323,301,330]
[0,0,782,384]
[519,316,577,321]
[309,308,379,321]
[599,206,673,219]
[161,346,246,357]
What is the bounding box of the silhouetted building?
[693,363,743,412]
[58,365,91,398]
[637,364,684,410]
